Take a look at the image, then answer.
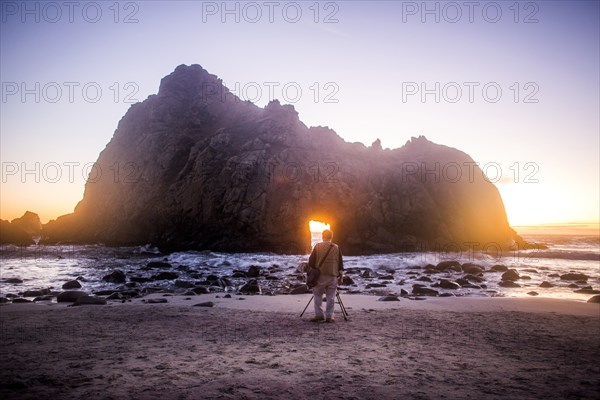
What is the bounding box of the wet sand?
[1,295,599,399]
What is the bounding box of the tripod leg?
[336,292,348,321]
[300,295,313,317]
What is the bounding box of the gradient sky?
[1,0,599,232]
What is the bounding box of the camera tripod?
[300,289,349,321]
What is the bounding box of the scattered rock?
[574,288,600,295]
[4,278,23,284]
[71,295,107,306]
[587,295,600,303]
[435,261,461,272]
[57,291,88,302]
[33,295,54,302]
[439,293,455,297]
[501,269,520,281]
[23,289,50,297]
[146,298,168,304]
[462,263,485,274]
[400,289,409,296]
[412,285,439,296]
[416,276,432,282]
[366,283,387,288]
[568,283,579,288]
[290,284,310,294]
[437,279,460,290]
[239,279,261,294]
[223,294,232,298]
[560,273,588,281]
[62,280,82,289]
[522,269,538,273]
[231,271,247,278]
[174,280,195,288]
[152,271,179,280]
[378,295,400,301]
[193,301,215,307]
[12,298,31,303]
[341,275,355,285]
[147,261,172,269]
[527,291,539,296]
[247,265,261,277]
[361,269,378,278]
[103,270,126,283]
[539,281,554,288]
[192,286,210,294]
[499,281,521,288]
[490,264,508,272]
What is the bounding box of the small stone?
[192,286,209,294]
[435,261,461,272]
[527,291,539,296]
[574,288,600,295]
[539,281,554,288]
[341,275,355,285]
[223,294,232,298]
[4,278,23,284]
[411,285,439,296]
[12,298,31,303]
[239,279,261,294]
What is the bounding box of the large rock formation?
[43,64,523,254]
[0,211,41,245]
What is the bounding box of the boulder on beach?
[290,284,310,295]
[461,263,485,274]
[151,271,179,280]
[247,265,262,277]
[57,291,89,302]
[501,269,520,281]
[103,270,126,283]
[587,295,600,303]
[71,295,107,306]
[560,273,589,281]
[412,285,439,296]
[437,279,460,290]
[239,279,261,294]
[539,281,554,288]
[378,295,400,301]
[435,261,462,272]
[499,281,521,288]
[490,264,509,272]
[147,261,172,269]
[62,280,82,289]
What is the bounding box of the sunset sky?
[1,1,598,234]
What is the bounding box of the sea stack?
[42,64,523,254]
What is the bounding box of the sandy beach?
[1,294,599,399]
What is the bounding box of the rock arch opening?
[308,220,331,249]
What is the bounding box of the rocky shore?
[1,247,599,305]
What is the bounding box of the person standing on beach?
[308,229,344,322]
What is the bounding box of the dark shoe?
[325,317,335,323]
[310,317,325,322]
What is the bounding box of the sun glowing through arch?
[309,220,331,248]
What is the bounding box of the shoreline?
[2,293,599,317]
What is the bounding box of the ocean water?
[0,235,598,302]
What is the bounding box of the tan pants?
[313,274,338,319]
